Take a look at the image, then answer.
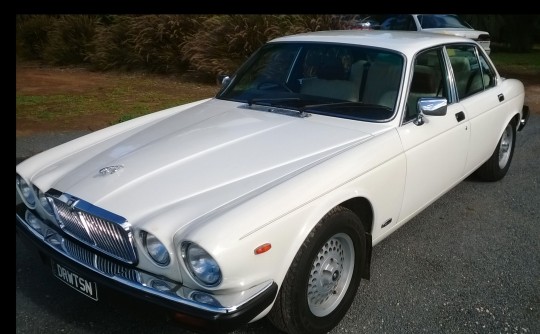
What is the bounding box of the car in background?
[16,30,528,334]
[380,14,491,54]
[345,15,381,30]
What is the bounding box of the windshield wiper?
[248,97,302,107]
[247,97,312,118]
[247,99,390,119]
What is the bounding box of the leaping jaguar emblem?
[99,165,124,175]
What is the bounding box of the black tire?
[267,206,366,334]
[475,121,516,181]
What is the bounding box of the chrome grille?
[54,201,94,244]
[96,256,140,282]
[63,239,140,282]
[64,238,94,267]
[49,192,138,265]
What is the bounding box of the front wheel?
[474,121,516,181]
[267,206,366,334]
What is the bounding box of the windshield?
[217,42,404,122]
[417,14,472,29]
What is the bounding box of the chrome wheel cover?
[498,124,513,169]
[307,233,355,317]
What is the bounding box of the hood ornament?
[99,165,124,175]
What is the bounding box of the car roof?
[269,30,475,57]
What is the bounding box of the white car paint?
[16,30,527,333]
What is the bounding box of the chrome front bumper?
[16,203,277,330]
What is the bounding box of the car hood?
[29,99,374,225]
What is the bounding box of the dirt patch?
[16,63,220,136]
[16,63,539,137]
[16,65,118,95]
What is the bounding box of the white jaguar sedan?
[16,30,529,334]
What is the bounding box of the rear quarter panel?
[462,78,525,174]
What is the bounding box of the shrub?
[43,15,97,65]
[88,15,206,73]
[129,15,207,73]
[88,16,138,71]
[16,15,56,60]
[181,15,350,80]
[17,14,354,77]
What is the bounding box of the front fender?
[181,129,405,294]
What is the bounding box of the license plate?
[52,260,98,301]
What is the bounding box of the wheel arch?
[500,112,520,145]
[340,197,374,236]
[340,197,374,279]
[510,112,520,129]
[488,107,520,157]
[473,111,520,182]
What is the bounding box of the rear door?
[445,44,508,174]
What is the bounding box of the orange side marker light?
[254,243,272,255]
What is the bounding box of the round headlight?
[16,174,36,208]
[141,231,170,266]
[36,188,55,216]
[182,242,221,286]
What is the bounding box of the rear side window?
[447,45,495,100]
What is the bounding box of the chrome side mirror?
[414,97,448,126]
[217,74,231,87]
